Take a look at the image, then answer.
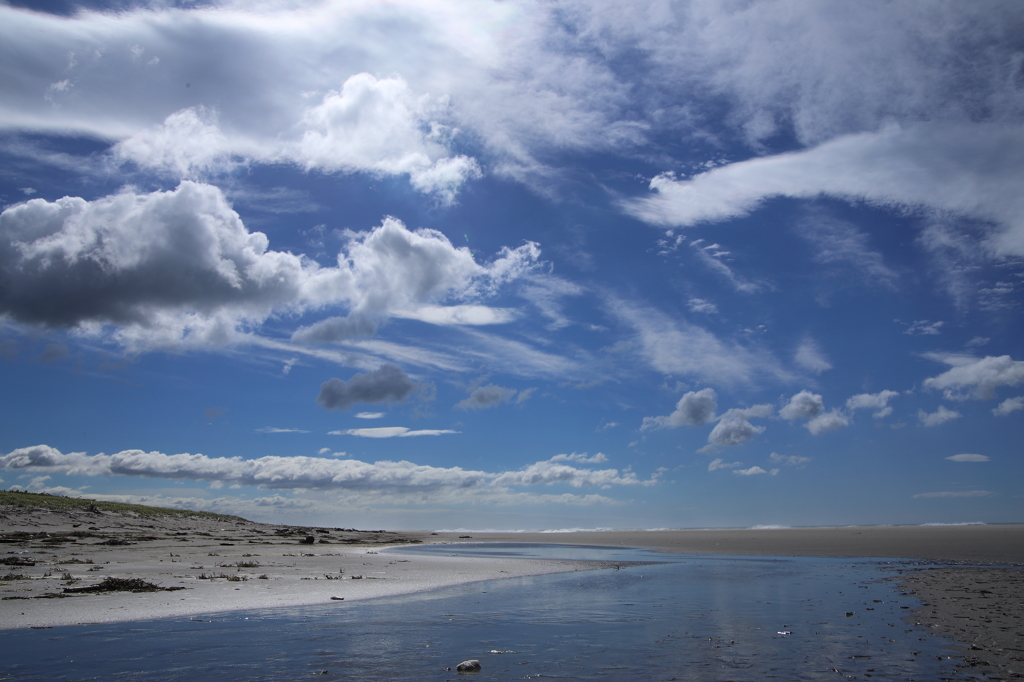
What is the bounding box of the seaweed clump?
[62,577,184,593]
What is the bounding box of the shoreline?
[3,503,1023,679]
[428,524,1024,564]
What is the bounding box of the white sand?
[0,508,598,629]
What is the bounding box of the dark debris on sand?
[62,577,185,594]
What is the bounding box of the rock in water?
[455,659,481,672]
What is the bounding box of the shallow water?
[0,545,964,681]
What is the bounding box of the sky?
[1,0,1022,530]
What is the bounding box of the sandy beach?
[3,497,1022,677]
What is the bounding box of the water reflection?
[1,546,963,681]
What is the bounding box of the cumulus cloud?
[918,406,961,427]
[805,410,850,435]
[114,75,482,202]
[623,124,1024,257]
[734,466,775,476]
[316,364,417,411]
[846,390,899,418]
[296,74,481,202]
[993,397,1023,416]
[924,355,1024,401]
[113,106,240,180]
[777,391,849,434]
[0,183,539,351]
[641,388,717,431]
[491,455,655,489]
[779,390,823,420]
[0,445,653,501]
[455,384,518,410]
[707,405,773,448]
[946,453,990,462]
[330,427,458,438]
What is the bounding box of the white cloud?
[517,274,584,330]
[768,452,810,467]
[924,355,1024,401]
[918,406,961,427]
[3,0,1022,204]
[689,240,760,293]
[794,338,832,374]
[708,458,742,472]
[255,427,310,434]
[912,490,995,499]
[330,427,459,438]
[795,212,898,289]
[641,388,717,431]
[453,329,585,380]
[623,123,1024,257]
[777,391,849,434]
[113,106,242,180]
[846,390,899,418]
[492,455,655,489]
[734,466,770,476]
[607,298,791,387]
[295,74,481,202]
[0,444,650,502]
[391,305,518,326]
[550,453,608,464]
[945,453,990,462]
[805,410,850,435]
[904,320,944,336]
[687,298,717,315]
[707,404,773,448]
[0,184,539,351]
[355,412,385,420]
[993,397,1023,416]
[779,390,823,420]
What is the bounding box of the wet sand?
[431,524,1024,563]
[3,503,1022,680]
[899,567,1024,680]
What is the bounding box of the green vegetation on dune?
[0,490,249,523]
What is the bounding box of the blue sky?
[1,0,1022,529]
